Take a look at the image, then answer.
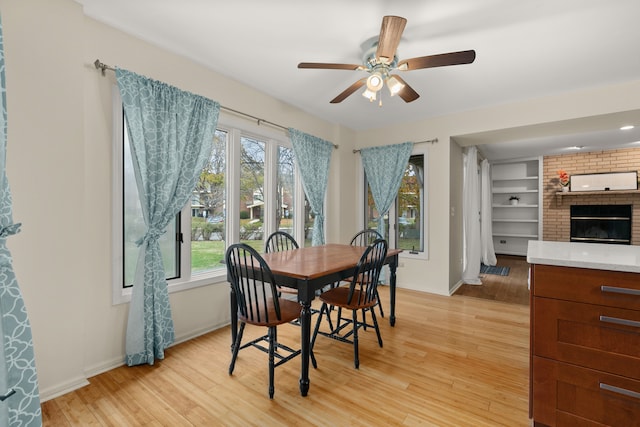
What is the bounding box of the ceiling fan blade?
[397,50,476,71]
[375,16,407,64]
[330,78,367,103]
[390,75,420,103]
[298,62,363,70]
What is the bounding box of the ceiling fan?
[298,15,476,104]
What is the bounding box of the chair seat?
[239,298,301,327]
[319,286,378,311]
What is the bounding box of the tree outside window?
[190,129,227,274]
[364,152,426,253]
[239,136,265,250]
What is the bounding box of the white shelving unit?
[490,157,542,256]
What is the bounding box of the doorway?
[454,255,529,305]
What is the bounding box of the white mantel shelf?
[527,240,640,273]
[555,190,640,196]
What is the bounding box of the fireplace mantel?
[556,190,640,196]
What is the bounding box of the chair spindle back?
[265,231,299,253]
[350,229,382,247]
[347,238,388,306]
[226,243,283,325]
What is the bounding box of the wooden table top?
[260,243,402,280]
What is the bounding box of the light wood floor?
[42,285,531,426]
[455,255,530,306]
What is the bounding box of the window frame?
[111,87,304,304]
[358,144,429,261]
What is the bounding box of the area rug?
[480,263,510,276]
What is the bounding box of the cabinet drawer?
[532,264,640,310]
[533,297,640,379]
[533,356,640,427]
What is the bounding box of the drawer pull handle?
[601,285,640,296]
[599,315,640,328]
[600,383,640,400]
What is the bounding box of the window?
[190,129,227,275]
[239,136,265,251]
[397,154,425,253]
[363,148,428,258]
[276,145,295,234]
[123,125,180,286]
[113,89,305,303]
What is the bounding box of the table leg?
[389,255,398,327]
[230,287,238,351]
[299,300,311,396]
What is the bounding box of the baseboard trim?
[449,280,464,296]
[40,321,230,402]
[40,377,90,402]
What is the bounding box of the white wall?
[355,79,640,295]
[2,0,640,401]
[0,0,353,400]
[2,0,90,399]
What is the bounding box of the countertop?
[527,240,640,273]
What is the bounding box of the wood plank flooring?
[454,255,530,306]
[42,284,531,426]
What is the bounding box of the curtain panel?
[360,142,413,238]
[462,146,482,284]
[288,128,334,246]
[116,69,220,366]
[0,14,42,426]
[480,159,497,266]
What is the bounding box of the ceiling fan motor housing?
[362,43,398,71]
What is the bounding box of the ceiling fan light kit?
[366,73,384,91]
[298,15,476,105]
[362,88,377,102]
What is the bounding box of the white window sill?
[399,249,428,261]
[112,270,228,305]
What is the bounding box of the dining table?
[228,243,403,397]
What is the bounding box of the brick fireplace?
[543,148,640,245]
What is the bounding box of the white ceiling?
[77,0,640,160]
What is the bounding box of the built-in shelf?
[556,190,640,196]
[491,157,542,256]
[493,189,538,194]
[493,233,539,238]
[494,176,539,181]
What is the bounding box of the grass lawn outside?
[191,239,263,273]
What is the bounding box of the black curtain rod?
[352,138,438,154]
[93,59,339,149]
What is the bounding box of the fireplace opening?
[570,205,632,245]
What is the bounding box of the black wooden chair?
[350,229,382,247]
[310,238,388,369]
[265,231,299,297]
[348,229,385,318]
[265,230,299,253]
[264,230,327,321]
[226,243,316,398]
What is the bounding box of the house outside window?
[363,148,428,258]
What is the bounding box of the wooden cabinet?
[491,157,542,256]
[530,264,640,426]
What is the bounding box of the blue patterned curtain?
[360,142,413,238]
[0,15,42,426]
[289,128,333,246]
[116,69,220,366]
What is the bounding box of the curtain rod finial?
[94,59,111,76]
[94,59,105,76]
